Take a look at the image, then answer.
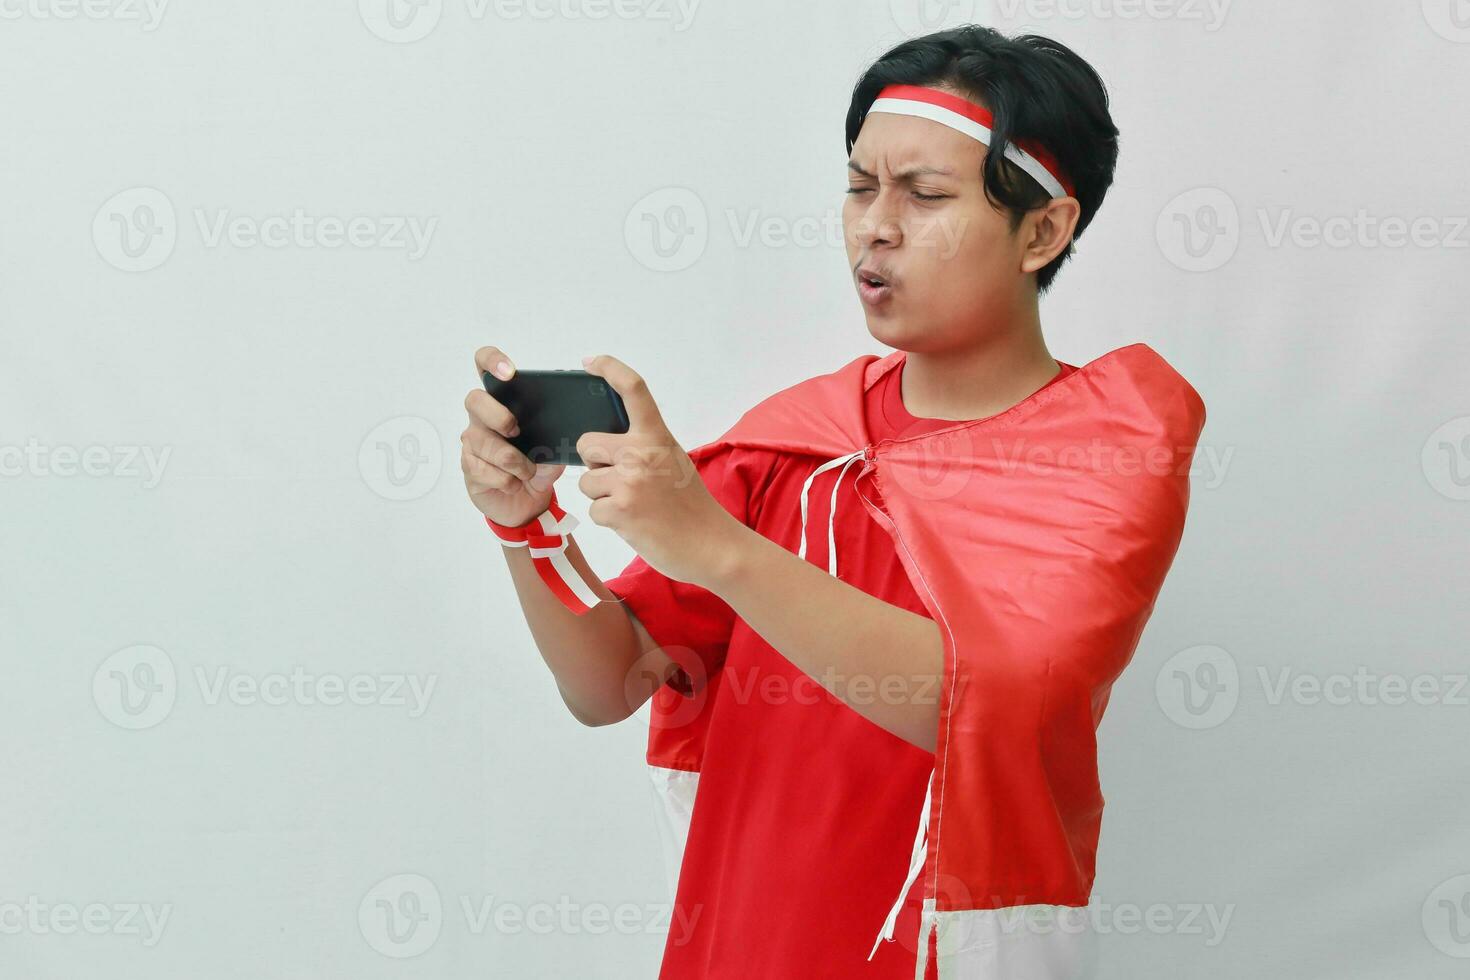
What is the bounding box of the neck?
[899,320,1059,422]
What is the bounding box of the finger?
[577,465,618,501]
[582,354,665,434]
[464,388,520,438]
[575,432,620,469]
[475,346,516,382]
[461,425,537,483]
[583,437,660,479]
[587,495,621,530]
[528,461,566,492]
[461,448,521,493]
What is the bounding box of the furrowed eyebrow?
[847,160,956,180]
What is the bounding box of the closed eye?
[845,187,948,202]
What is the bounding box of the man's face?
[843,93,1033,352]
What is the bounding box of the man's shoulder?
[688,351,895,463]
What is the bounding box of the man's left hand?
[576,354,748,590]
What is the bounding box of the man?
[461,25,1204,979]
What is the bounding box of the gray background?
[2,0,1467,976]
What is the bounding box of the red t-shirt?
[607,359,1077,978]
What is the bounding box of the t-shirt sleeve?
[603,443,767,697]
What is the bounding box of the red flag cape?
[647,343,1206,977]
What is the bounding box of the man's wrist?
[697,518,761,597]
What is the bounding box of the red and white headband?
[866,84,1076,200]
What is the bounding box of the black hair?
[846,26,1120,294]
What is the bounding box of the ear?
[1019,197,1082,275]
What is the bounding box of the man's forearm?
[702,523,943,752]
[502,536,675,726]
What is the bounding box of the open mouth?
[856,267,895,305]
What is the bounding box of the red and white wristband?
[485,489,604,616]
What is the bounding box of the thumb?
[583,354,665,434]
[529,462,565,492]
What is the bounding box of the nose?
[851,188,903,250]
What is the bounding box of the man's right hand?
[462,346,567,527]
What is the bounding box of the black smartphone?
[481,368,630,467]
